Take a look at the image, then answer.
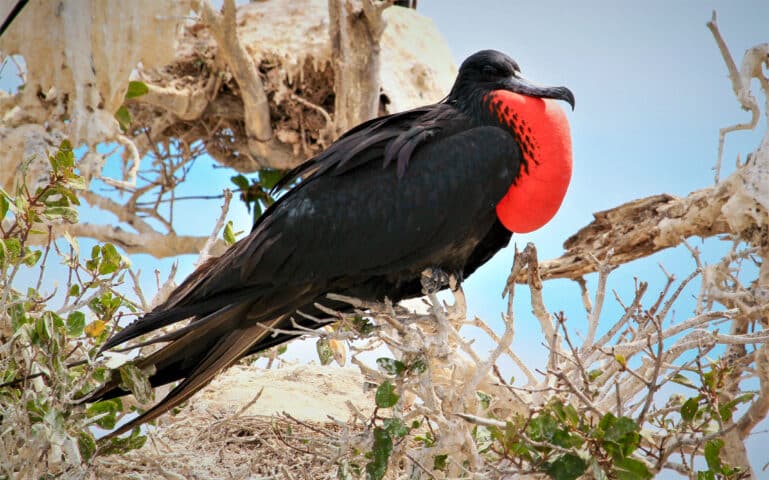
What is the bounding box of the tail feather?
[83,303,247,402]
[100,289,258,352]
[102,316,284,440]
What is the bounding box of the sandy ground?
[92,364,373,479]
[197,363,374,421]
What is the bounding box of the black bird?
[91,50,574,438]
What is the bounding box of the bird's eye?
[482,65,501,77]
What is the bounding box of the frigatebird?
[91,49,574,438]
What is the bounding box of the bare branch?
[328,0,393,135]
[516,188,733,283]
[195,0,299,169]
[707,11,761,182]
[194,189,233,268]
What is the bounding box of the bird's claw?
[421,268,462,294]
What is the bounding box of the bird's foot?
[421,268,463,295]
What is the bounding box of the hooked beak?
[502,75,575,110]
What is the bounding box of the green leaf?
[1,237,22,264]
[704,438,724,472]
[375,381,399,408]
[588,369,603,382]
[671,372,696,389]
[33,313,53,344]
[0,193,8,220]
[719,393,754,422]
[54,139,74,169]
[21,248,42,267]
[118,363,154,404]
[62,175,86,191]
[550,400,579,426]
[615,354,627,370]
[433,454,448,471]
[69,284,80,297]
[252,201,263,221]
[99,243,121,275]
[125,81,149,99]
[546,453,588,480]
[352,315,374,335]
[100,427,147,455]
[230,174,250,191]
[86,399,121,429]
[552,429,584,449]
[613,456,652,480]
[477,391,492,409]
[259,169,285,190]
[703,369,718,391]
[43,205,79,223]
[223,220,237,246]
[316,337,334,366]
[527,412,557,442]
[365,427,392,480]
[383,418,409,438]
[77,431,97,462]
[115,105,131,131]
[376,357,406,376]
[409,357,427,375]
[66,311,86,337]
[680,397,699,423]
[602,415,639,443]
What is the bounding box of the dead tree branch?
[328,0,393,135]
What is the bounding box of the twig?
[706,11,760,182]
[194,188,232,268]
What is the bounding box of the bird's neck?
[484,90,573,233]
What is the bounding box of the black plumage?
[91,50,574,438]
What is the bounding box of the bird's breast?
[485,90,572,233]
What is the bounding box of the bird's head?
[449,50,575,234]
[448,49,574,111]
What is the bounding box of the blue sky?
[3,1,768,473]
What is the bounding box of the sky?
[2,0,769,475]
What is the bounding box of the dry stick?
[195,0,296,169]
[523,244,556,345]
[198,0,271,142]
[328,0,393,135]
[404,453,439,480]
[469,316,537,385]
[575,276,592,314]
[290,93,332,126]
[738,343,769,437]
[128,269,149,312]
[194,188,232,268]
[557,313,594,396]
[463,248,527,401]
[584,282,648,371]
[599,310,734,357]
[706,11,761,183]
[648,263,676,316]
[584,250,613,349]
[635,314,664,425]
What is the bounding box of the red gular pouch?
[488,90,573,233]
